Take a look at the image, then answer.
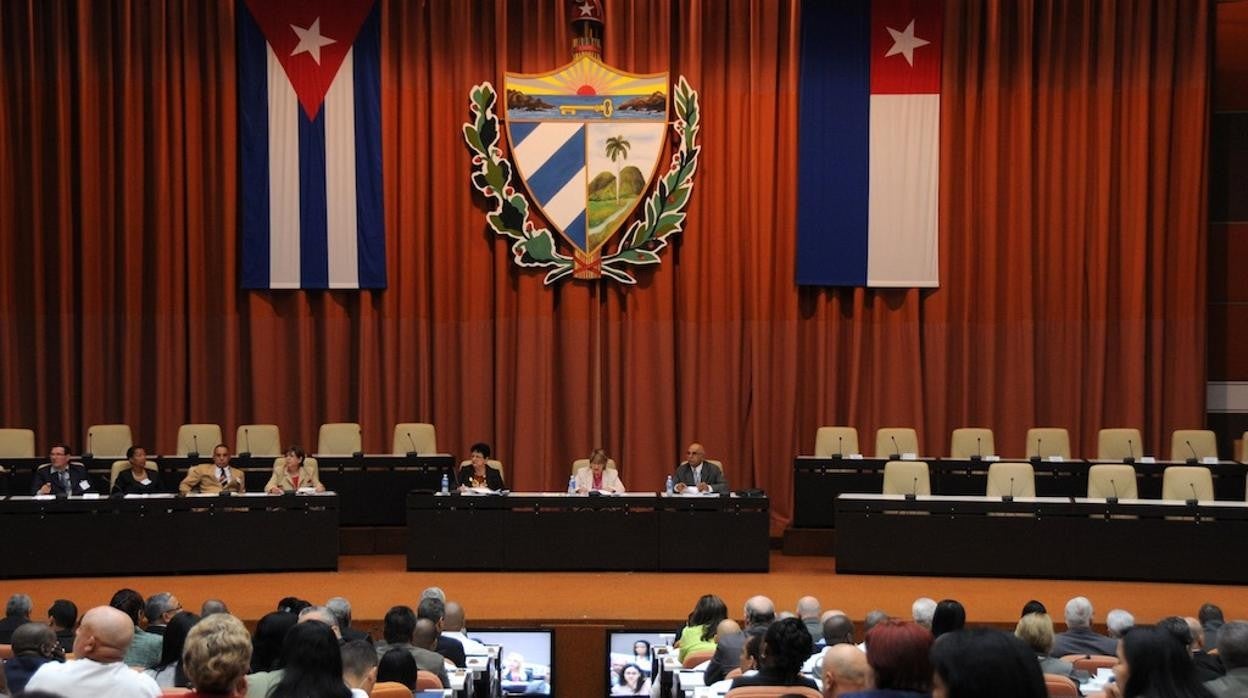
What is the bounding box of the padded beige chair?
[393,423,437,455]
[1025,427,1071,460]
[814,426,859,456]
[883,461,930,496]
[1097,428,1144,461]
[1170,429,1217,462]
[725,687,821,698]
[236,424,282,456]
[986,462,1035,497]
[459,459,506,482]
[949,428,995,459]
[0,428,35,457]
[875,428,918,458]
[1061,654,1118,673]
[571,457,618,474]
[1044,673,1080,697]
[109,460,159,489]
[414,671,443,690]
[682,649,715,668]
[86,424,133,458]
[1161,466,1214,501]
[1087,464,1138,499]
[317,423,362,454]
[175,424,223,456]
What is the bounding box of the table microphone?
[1107,479,1119,505]
[970,436,983,462]
[1030,437,1042,464]
[1187,481,1199,507]
[889,435,901,461]
[1002,476,1015,502]
[239,427,252,458]
[84,430,94,459]
[352,426,364,459]
[406,432,419,459]
[833,435,843,460]
[188,434,200,459]
[1185,440,1199,464]
[1124,439,1135,464]
[905,476,918,501]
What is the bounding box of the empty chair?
[1161,466,1213,501]
[986,462,1035,497]
[317,423,362,455]
[176,424,223,456]
[393,423,437,455]
[0,428,35,457]
[725,687,821,698]
[875,428,919,458]
[949,428,995,459]
[1060,654,1118,673]
[1097,428,1144,461]
[415,671,443,690]
[85,424,133,458]
[883,461,930,496]
[814,426,859,456]
[1086,464,1138,499]
[236,424,281,456]
[1170,429,1217,462]
[1044,674,1079,697]
[1025,428,1071,460]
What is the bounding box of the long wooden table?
[0,493,339,578]
[835,493,1248,584]
[406,492,770,572]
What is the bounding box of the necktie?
[218,467,228,488]
[693,467,700,485]
[59,471,70,494]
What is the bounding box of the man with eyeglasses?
[673,442,729,494]
[142,593,181,638]
[32,443,93,496]
[178,444,245,494]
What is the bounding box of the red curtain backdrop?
[0,1,1209,532]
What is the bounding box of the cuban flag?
[238,0,386,289]
[796,0,942,287]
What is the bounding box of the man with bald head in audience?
[704,619,744,684]
[821,643,870,697]
[25,605,161,697]
[411,617,452,687]
[798,596,823,644]
[443,601,487,655]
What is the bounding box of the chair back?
[86,424,133,458]
[874,428,919,458]
[109,460,160,489]
[460,459,506,482]
[236,424,282,456]
[1025,428,1071,459]
[1060,654,1117,673]
[393,423,437,455]
[1161,466,1214,501]
[571,457,618,474]
[1097,428,1143,461]
[1086,464,1138,499]
[883,461,930,496]
[725,687,822,698]
[949,428,994,459]
[814,426,859,456]
[0,428,35,457]
[0,643,11,659]
[175,424,223,456]
[682,649,715,668]
[1043,673,1079,697]
[415,670,444,689]
[371,681,415,698]
[986,462,1035,497]
[1170,429,1217,462]
[317,423,362,455]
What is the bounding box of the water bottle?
[665,475,674,495]
[568,475,576,494]
[440,473,449,494]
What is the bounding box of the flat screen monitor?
[470,628,553,696]
[605,629,671,696]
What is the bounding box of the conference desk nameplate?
[835,494,1248,584]
[793,456,1248,528]
[0,493,340,579]
[406,492,769,572]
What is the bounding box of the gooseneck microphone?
[1124,439,1135,464]
[1002,476,1015,502]
[406,432,419,458]
[1108,478,1119,505]
[1185,440,1199,464]
[84,430,94,459]
[905,475,918,501]
[352,426,364,459]
[970,436,982,462]
[1030,437,1042,464]
[889,435,901,460]
[188,434,200,459]
[1187,481,1200,506]
[239,427,252,459]
[834,435,844,459]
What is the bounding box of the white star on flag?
[290,17,337,65]
[885,19,930,67]
[577,1,596,17]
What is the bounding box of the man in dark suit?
[0,593,32,644]
[47,599,77,653]
[328,596,372,644]
[1051,597,1118,658]
[31,443,93,496]
[673,443,729,494]
[704,620,745,684]
[418,596,465,667]
[143,593,181,637]
[1206,621,1248,698]
[1202,603,1226,651]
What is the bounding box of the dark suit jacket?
[458,464,505,490]
[112,468,163,495]
[31,463,93,496]
[437,635,466,667]
[0,614,29,643]
[704,631,745,684]
[1050,627,1118,657]
[673,461,729,494]
[342,626,372,644]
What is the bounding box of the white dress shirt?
[444,629,489,656]
[26,657,161,698]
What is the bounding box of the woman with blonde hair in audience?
[676,594,728,662]
[1014,612,1086,683]
[180,613,251,698]
[265,446,324,494]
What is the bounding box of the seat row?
[880,459,1224,500]
[814,426,1234,462]
[0,422,441,459]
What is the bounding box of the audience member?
[276,597,311,615]
[421,586,446,602]
[930,599,966,638]
[1108,609,1136,639]
[4,622,63,694]
[612,662,650,695]
[1186,617,1227,681]
[267,621,351,698]
[798,596,824,643]
[1157,616,1223,683]
[823,614,856,647]
[341,639,379,698]
[1052,596,1117,657]
[704,619,745,684]
[442,601,488,655]
[418,595,466,666]
[0,593,32,643]
[24,605,161,697]
[143,592,181,636]
[47,599,78,653]
[373,605,450,688]
[1104,626,1214,698]
[110,587,162,668]
[1021,600,1048,616]
[144,611,199,688]
[1201,604,1226,652]
[730,617,817,690]
[1205,621,1248,698]
[1014,612,1087,684]
[181,613,252,698]
[842,619,933,697]
[821,644,870,697]
[376,647,418,689]
[930,629,1046,698]
[708,624,766,693]
[678,594,728,662]
[744,595,776,628]
[201,599,229,617]
[298,605,342,639]
[249,611,297,673]
[911,597,937,629]
[857,609,890,653]
[328,596,371,644]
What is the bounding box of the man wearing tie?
[178,444,245,494]
[673,442,729,494]
[32,443,92,496]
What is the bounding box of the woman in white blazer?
[574,449,626,493]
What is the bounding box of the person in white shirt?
[341,640,378,698]
[25,605,161,698]
[443,601,489,655]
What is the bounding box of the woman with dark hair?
[376,647,418,689]
[1020,600,1047,617]
[611,663,651,695]
[677,594,728,662]
[250,611,297,673]
[631,640,652,673]
[458,442,506,490]
[728,617,817,690]
[850,619,933,696]
[112,445,162,494]
[1103,627,1214,698]
[268,621,352,698]
[929,599,966,638]
[930,629,1046,698]
[265,445,324,493]
[145,611,200,688]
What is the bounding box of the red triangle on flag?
[243,0,376,118]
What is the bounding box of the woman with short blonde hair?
[1015,612,1085,683]
[182,613,252,697]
